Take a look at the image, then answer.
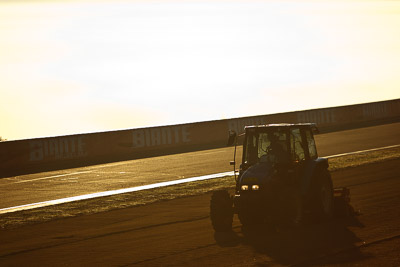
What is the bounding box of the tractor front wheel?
[210,190,233,232]
[313,168,334,221]
[238,208,260,227]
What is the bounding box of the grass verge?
[1,146,399,230]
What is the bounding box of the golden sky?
[1,0,399,140]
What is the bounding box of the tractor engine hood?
[239,162,277,185]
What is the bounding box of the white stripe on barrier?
[1,144,399,214]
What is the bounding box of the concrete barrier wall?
[1,99,399,176]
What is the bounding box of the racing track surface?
[1,122,400,209]
[1,159,399,266]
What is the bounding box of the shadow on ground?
[214,216,370,266]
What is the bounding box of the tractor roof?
[245,123,317,129]
[244,123,319,133]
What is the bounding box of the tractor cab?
[240,123,318,165]
[231,124,319,194]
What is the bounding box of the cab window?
[290,128,305,162]
[305,129,317,159]
[244,133,258,165]
[244,129,289,164]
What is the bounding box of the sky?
[1,0,399,141]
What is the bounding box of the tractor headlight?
[252,184,260,190]
[241,185,249,191]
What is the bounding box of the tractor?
[210,123,351,232]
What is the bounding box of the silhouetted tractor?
[210,123,351,232]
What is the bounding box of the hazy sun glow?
[1,0,399,140]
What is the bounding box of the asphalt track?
[1,122,400,210]
[1,158,399,266]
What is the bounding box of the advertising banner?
[1,99,399,176]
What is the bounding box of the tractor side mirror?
[227,130,237,146]
[230,161,235,166]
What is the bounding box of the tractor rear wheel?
[210,190,233,232]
